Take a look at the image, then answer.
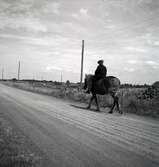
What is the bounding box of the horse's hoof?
[119,111,123,114]
[108,111,113,114]
[86,106,90,109]
[96,107,100,111]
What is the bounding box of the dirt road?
[0,83,159,167]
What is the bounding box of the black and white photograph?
[0,0,159,166]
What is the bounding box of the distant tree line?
[1,78,151,89]
[120,83,150,88]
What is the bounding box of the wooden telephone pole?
[80,40,84,89]
[18,61,20,80]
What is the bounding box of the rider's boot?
[85,88,90,94]
[96,107,100,112]
[85,90,90,94]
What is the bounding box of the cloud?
[46,66,62,72]
[0,33,71,48]
[153,66,159,69]
[124,67,135,72]
[0,1,61,34]
[0,0,33,15]
[45,65,79,74]
[80,8,88,16]
[144,60,159,69]
[127,60,159,71]
[72,8,89,19]
[0,15,47,33]
[153,41,159,46]
[43,2,60,15]
[127,60,140,64]
[124,46,146,53]
[72,13,79,19]
[145,60,158,66]
[0,0,46,33]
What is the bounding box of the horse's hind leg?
[115,96,122,114]
[109,97,115,113]
[109,95,122,114]
[87,94,94,109]
[117,102,123,114]
[114,95,123,114]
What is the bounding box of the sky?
[0,0,159,84]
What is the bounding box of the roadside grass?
[0,115,41,167]
[119,88,159,117]
[2,81,159,117]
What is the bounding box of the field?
[1,80,159,117]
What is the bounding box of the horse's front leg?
[94,94,100,111]
[87,94,94,109]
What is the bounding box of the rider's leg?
[83,78,87,90]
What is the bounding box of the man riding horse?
[86,59,107,93]
[84,60,122,114]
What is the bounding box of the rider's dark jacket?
[94,64,107,80]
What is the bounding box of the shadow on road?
[70,104,124,116]
[70,104,104,113]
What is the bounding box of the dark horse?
[84,74,122,114]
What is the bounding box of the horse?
[83,74,122,114]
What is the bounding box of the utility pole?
[80,40,84,89]
[2,68,4,80]
[61,72,63,85]
[18,61,20,80]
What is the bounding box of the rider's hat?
[97,59,104,64]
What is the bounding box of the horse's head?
[83,74,94,90]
